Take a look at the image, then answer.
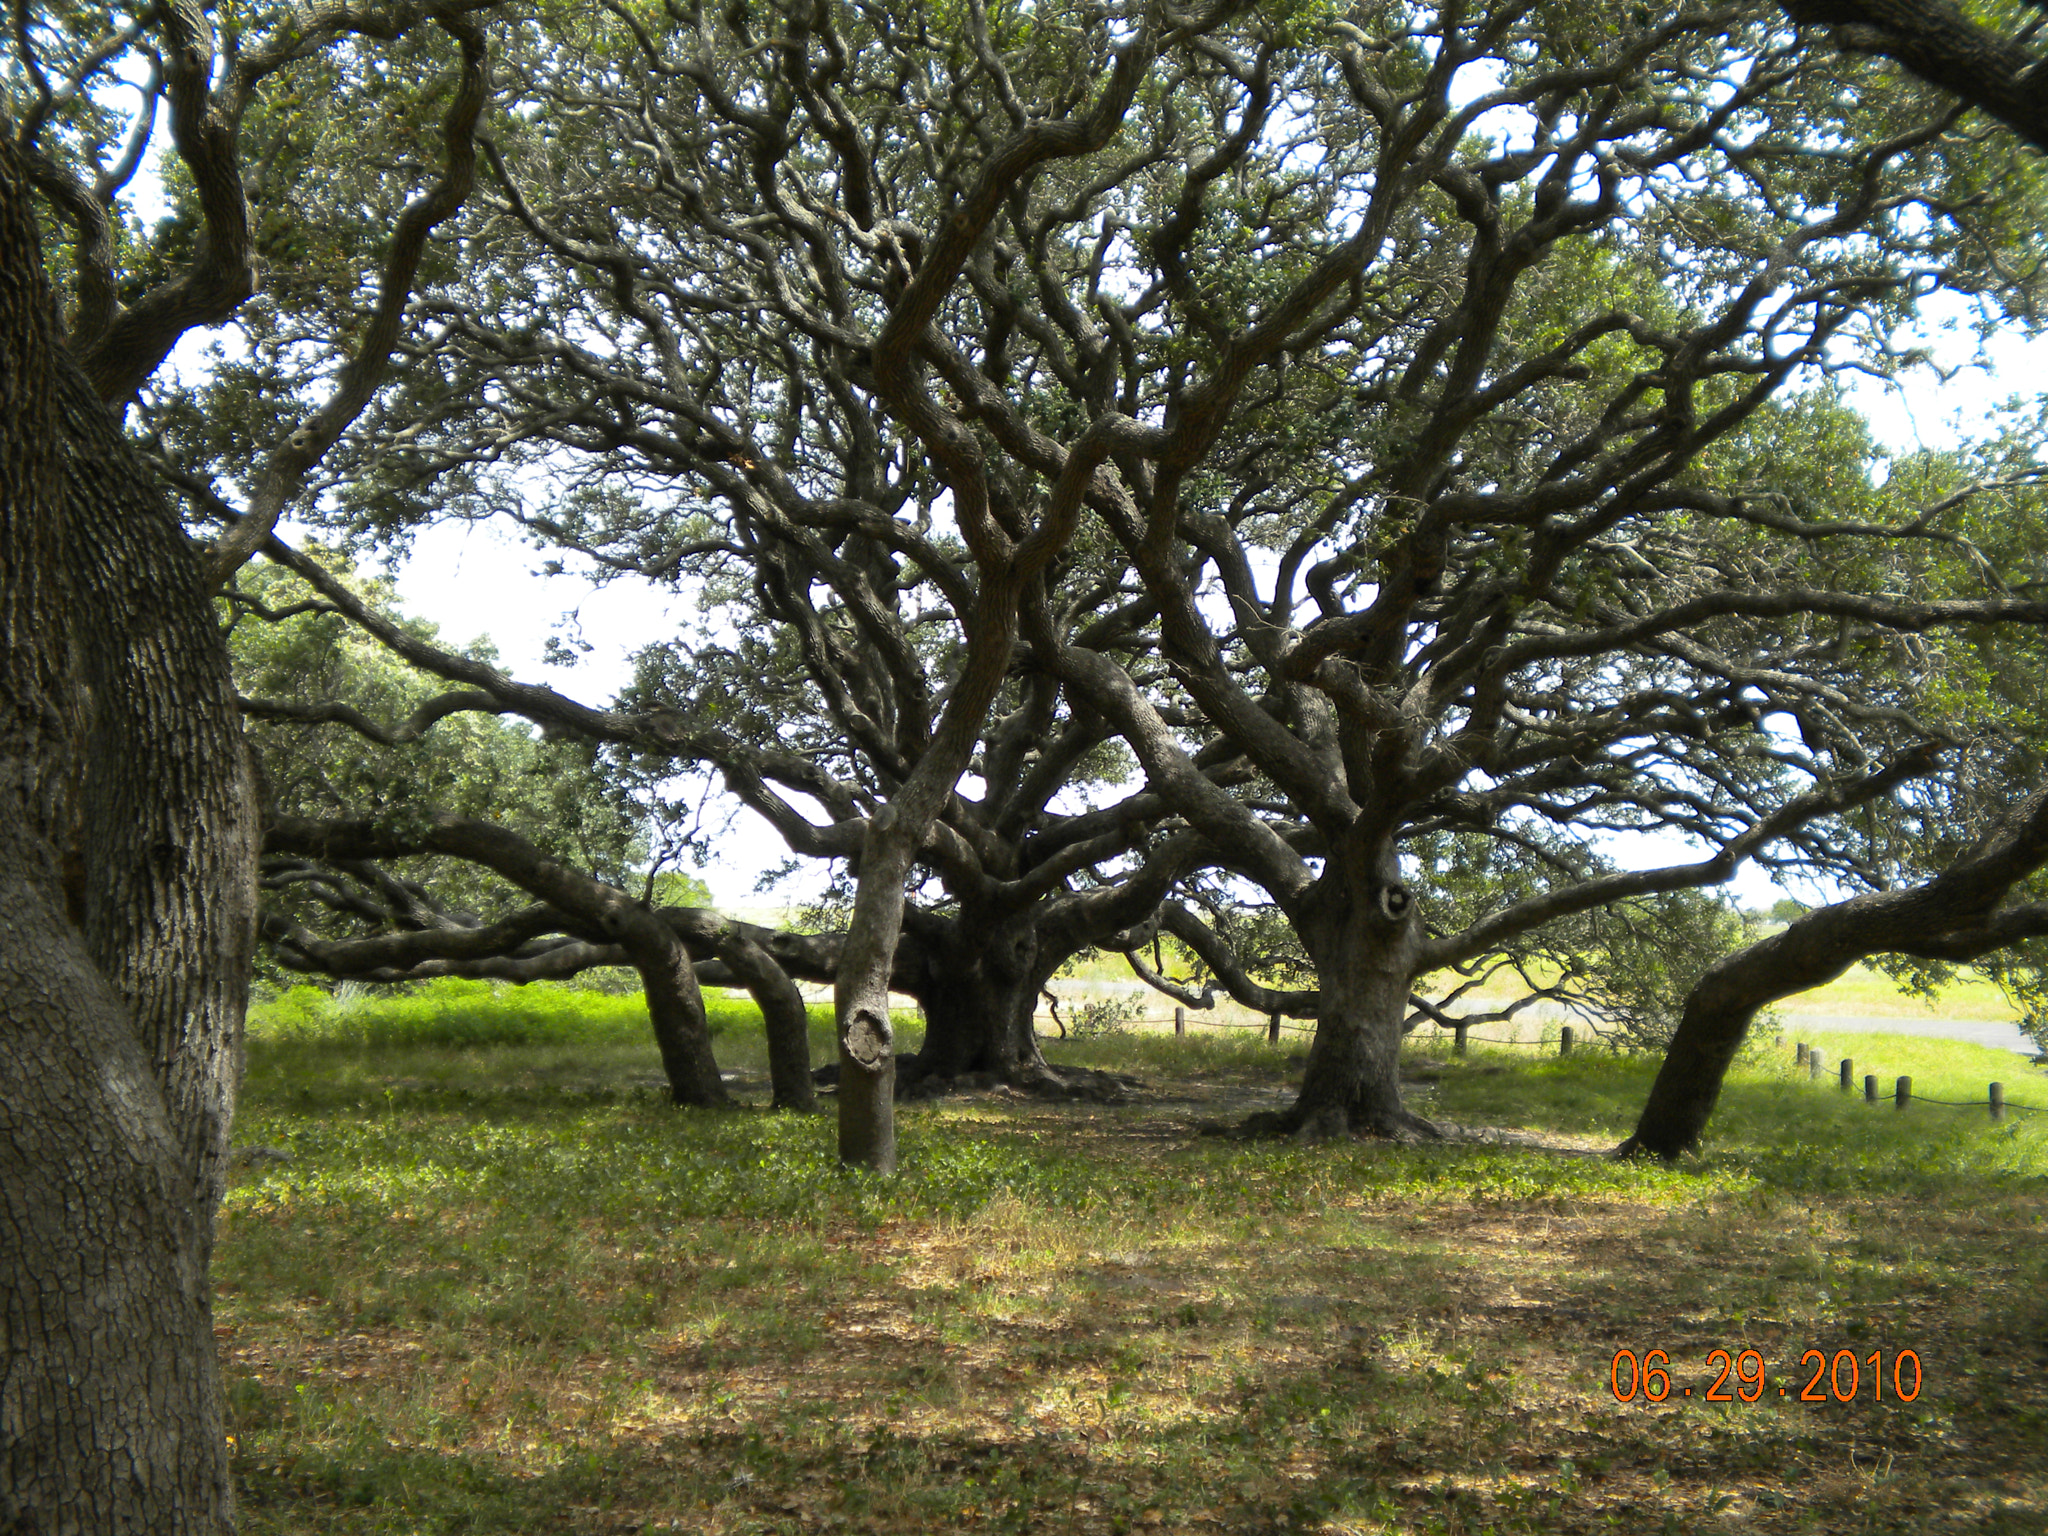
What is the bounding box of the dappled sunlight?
[217,1003,2048,1533]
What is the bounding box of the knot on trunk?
[1376,882,1412,923]
[843,1007,893,1068]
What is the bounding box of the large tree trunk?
[1272,856,1438,1140]
[1,143,256,1534]
[910,915,1056,1083]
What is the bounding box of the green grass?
[1773,965,2020,1020]
[1058,948,2033,1028]
[219,987,2048,1535]
[250,978,840,1050]
[244,979,923,1102]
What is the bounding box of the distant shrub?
[1070,995,1146,1040]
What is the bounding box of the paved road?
[1781,1014,2041,1057]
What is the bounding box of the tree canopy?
[195,0,2048,1146]
[19,0,2048,1164]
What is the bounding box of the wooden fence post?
[1560,1025,1574,1056]
[1840,1059,1853,1091]
[1990,1083,2005,1121]
[1809,1053,1822,1081]
[1174,1006,1185,1037]
[1268,1012,1280,1044]
[1864,1074,1878,1102]
[1796,1042,1808,1067]
[1454,1023,1468,1057]
[1895,1075,1912,1110]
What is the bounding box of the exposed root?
[1612,1131,1696,1163]
[811,1054,1142,1104]
[1002,1062,1144,1103]
[1205,1099,1443,1142]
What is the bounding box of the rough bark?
[632,925,728,1109]
[905,915,1058,1085]
[832,812,915,1171]
[699,922,814,1111]
[1262,853,1440,1141]
[1784,0,2048,155]
[1622,784,2048,1158]
[1,139,257,1535]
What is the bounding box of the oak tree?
[4,1,492,1523]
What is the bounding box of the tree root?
[1205,1100,1443,1142]
[811,1055,1142,1103]
[1612,1131,1694,1162]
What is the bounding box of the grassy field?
[1051,949,2031,1024]
[219,982,2048,1534]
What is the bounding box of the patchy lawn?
[219,987,2048,1533]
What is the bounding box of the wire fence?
[1786,1040,2045,1120]
[1033,1003,1317,1041]
[1037,1001,1591,1050]
[1035,1000,2046,1123]
[1408,1023,1565,1050]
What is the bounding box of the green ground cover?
[221,983,2048,1534]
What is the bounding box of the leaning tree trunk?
[1,143,257,1534]
[1616,839,2048,1159]
[705,924,814,1111]
[629,924,729,1108]
[1278,856,1438,1140]
[1615,951,1792,1160]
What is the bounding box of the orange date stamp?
[1609,1347,1923,1405]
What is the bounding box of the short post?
[1864,1074,1878,1102]
[1560,1025,1574,1056]
[1809,1053,1823,1081]
[1990,1082,2005,1122]
[1454,1022,1469,1057]
[1174,1006,1185,1037]
[1796,1042,1808,1068]
[1840,1059,1853,1092]
[1895,1075,1911,1110]
[1268,1012,1281,1044]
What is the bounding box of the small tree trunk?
[710,928,815,1110]
[835,808,911,1170]
[630,927,728,1108]
[832,596,1028,1166]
